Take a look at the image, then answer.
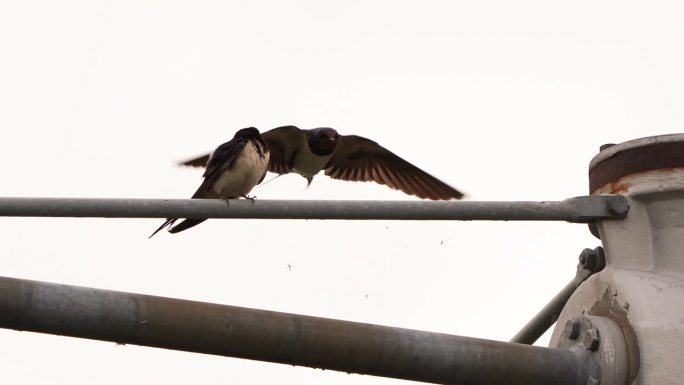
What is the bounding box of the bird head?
[307,127,339,156]
[233,127,261,139]
[234,127,268,152]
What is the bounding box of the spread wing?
[324,135,464,200]
[191,138,247,198]
[179,153,210,168]
[261,125,306,174]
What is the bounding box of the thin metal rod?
[509,274,588,344]
[0,276,589,385]
[0,196,628,222]
[510,248,606,344]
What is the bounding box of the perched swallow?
[179,125,463,200]
[150,127,269,237]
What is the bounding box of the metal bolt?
[579,248,596,269]
[584,327,600,351]
[564,319,581,340]
[607,197,630,217]
[586,377,600,385]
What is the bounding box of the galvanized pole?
[0,196,627,222]
[0,276,591,385]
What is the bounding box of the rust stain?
[589,140,684,192]
[608,181,631,194]
[592,167,684,195]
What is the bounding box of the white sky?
[1,1,682,384]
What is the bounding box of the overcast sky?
[1,1,682,384]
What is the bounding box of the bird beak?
[321,135,337,151]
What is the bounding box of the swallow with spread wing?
[150,127,269,237]
[179,125,463,200]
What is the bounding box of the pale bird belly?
[211,143,269,198]
[292,149,331,179]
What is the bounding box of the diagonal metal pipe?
[0,276,593,385]
[0,196,628,222]
[510,247,606,345]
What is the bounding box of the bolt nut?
[564,319,581,340]
[579,248,596,269]
[586,377,600,385]
[584,327,600,351]
[607,197,629,217]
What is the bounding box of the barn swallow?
[150,127,269,237]
[179,125,463,200]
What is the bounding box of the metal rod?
[0,196,628,222]
[509,275,588,344]
[510,248,606,344]
[0,276,589,385]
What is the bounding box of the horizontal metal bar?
[0,276,589,385]
[0,196,628,222]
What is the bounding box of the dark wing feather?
[192,138,247,198]
[324,135,464,200]
[261,125,306,174]
[178,154,210,168]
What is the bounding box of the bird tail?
[168,218,207,234]
[149,218,177,238]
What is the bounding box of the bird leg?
[242,194,256,205]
